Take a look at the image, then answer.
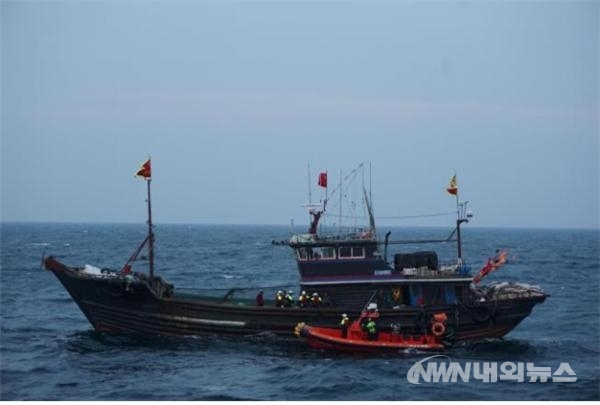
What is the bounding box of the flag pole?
[447,172,465,263]
[456,193,460,219]
[456,195,464,262]
[135,157,154,281]
[339,169,343,233]
[307,163,312,225]
[322,170,328,233]
[146,176,155,282]
[454,171,460,219]
[325,170,328,209]
[307,163,312,206]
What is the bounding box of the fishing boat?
[43,160,548,341]
[294,304,448,353]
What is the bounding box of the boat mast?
[339,169,343,233]
[135,158,154,280]
[146,177,155,281]
[455,188,461,260]
[307,163,313,224]
[322,169,328,233]
[446,172,465,262]
[369,162,372,210]
[456,217,464,262]
[456,200,471,262]
[307,163,312,206]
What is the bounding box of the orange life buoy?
[431,321,446,337]
[433,312,448,323]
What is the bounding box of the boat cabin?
[289,232,472,309]
[290,234,384,278]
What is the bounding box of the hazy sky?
[2,1,598,229]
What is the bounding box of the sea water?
[1,223,598,400]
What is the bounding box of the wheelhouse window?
[297,248,309,260]
[352,247,365,258]
[339,247,352,258]
[319,247,336,259]
[296,246,336,261]
[338,246,365,259]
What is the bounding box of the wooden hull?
[44,257,547,341]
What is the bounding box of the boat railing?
[318,229,375,241]
[290,231,376,245]
[398,261,471,277]
[172,284,299,305]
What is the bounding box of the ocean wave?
[1,224,598,400]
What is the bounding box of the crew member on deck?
[340,313,350,338]
[275,290,285,308]
[311,292,323,307]
[366,317,378,341]
[256,290,264,307]
[284,290,295,307]
[298,290,309,307]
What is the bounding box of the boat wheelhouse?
[289,226,477,313]
[288,166,474,310]
[285,166,547,339]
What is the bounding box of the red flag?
[318,172,327,188]
[136,158,151,179]
[473,251,508,284]
[446,174,458,195]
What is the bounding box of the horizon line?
[1,220,598,232]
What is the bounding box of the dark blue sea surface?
[1,223,599,400]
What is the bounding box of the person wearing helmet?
[340,313,350,338]
[311,292,322,308]
[298,290,309,307]
[366,317,378,341]
[284,290,294,307]
[275,290,285,308]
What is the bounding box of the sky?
[1,1,598,229]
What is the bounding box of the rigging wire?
[376,211,457,220]
[322,211,456,221]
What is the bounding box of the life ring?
[431,322,446,337]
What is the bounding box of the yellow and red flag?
[446,174,458,195]
[136,158,151,179]
[473,251,509,284]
